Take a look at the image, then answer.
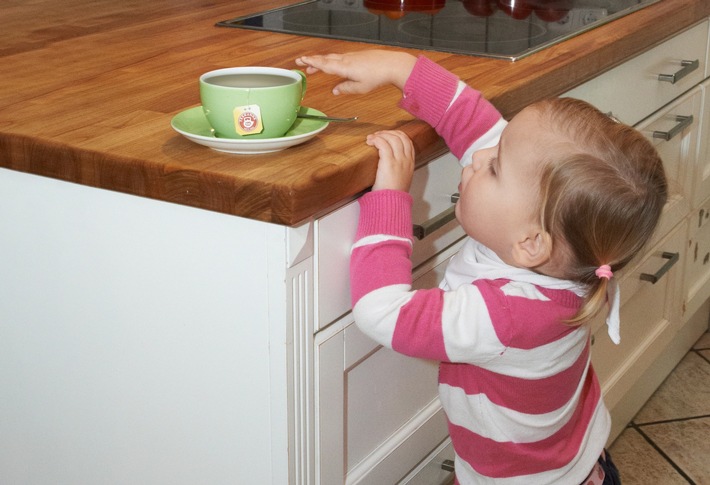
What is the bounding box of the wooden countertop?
[1,0,708,226]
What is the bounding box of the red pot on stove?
[365,0,446,19]
[496,0,533,19]
[532,0,571,22]
[462,0,497,17]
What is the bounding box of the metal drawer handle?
[639,251,679,284]
[658,59,699,84]
[652,115,693,141]
[412,193,459,240]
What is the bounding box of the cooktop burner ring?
[398,15,548,47]
[281,10,379,30]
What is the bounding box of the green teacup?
[199,67,307,139]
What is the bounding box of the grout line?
[634,414,710,427]
[630,422,696,484]
[694,348,710,365]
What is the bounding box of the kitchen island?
[2,1,710,484]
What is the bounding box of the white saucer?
[171,106,329,154]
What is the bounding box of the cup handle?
[293,69,307,101]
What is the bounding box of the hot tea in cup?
[199,67,306,139]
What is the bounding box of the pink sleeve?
[350,190,414,307]
[349,190,450,361]
[399,56,503,159]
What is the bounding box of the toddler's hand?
[295,50,416,95]
[366,130,415,192]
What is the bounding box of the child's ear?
[512,231,552,268]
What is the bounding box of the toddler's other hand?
[366,130,415,192]
[295,50,416,95]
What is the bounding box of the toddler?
[296,51,666,484]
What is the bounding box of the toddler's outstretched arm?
[295,50,416,95]
[366,130,415,192]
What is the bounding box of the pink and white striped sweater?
[350,57,610,484]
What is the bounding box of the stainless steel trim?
[652,115,693,141]
[412,193,459,240]
[639,252,680,284]
[296,113,357,122]
[658,59,700,84]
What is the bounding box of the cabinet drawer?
[315,254,454,485]
[399,439,455,485]
[316,152,465,330]
[565,20,709,126]
[635,87,701,239]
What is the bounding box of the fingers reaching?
[296,50,414,95]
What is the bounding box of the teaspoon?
[297,113,358,122]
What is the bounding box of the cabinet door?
[684,198,710,320]
[0,169,286,485]
[694,79,710,207]
[636,87,701,240]
[591,221,685,441]
[315,246,462,485]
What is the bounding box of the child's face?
[456,107,549,266]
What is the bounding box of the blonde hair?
[532,98,668,323]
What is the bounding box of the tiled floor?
[608,331,710,484]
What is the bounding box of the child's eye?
[487,157,497,175]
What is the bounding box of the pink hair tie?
[595,264,613,280]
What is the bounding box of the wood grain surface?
[1,0,708,225]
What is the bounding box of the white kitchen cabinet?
[566,19,710,443]
[0,142,466,484]
[683,79,710,319]
[0,168,310,484]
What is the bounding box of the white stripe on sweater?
[439,283,588,377]
[439,355,591,443]
[352,284,414,348]
[479,329,588,379]
[351,234,412,251]
[439,285,507,364]
[458,117,508,167]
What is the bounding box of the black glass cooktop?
[218,0,659,61]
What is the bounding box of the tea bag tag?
[233,105,264,135]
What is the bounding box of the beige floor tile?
[641,417,710,484]
[693,331,710,350]
[608,428,688,484]
[633,351,710,423]
[700,349,710,361]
